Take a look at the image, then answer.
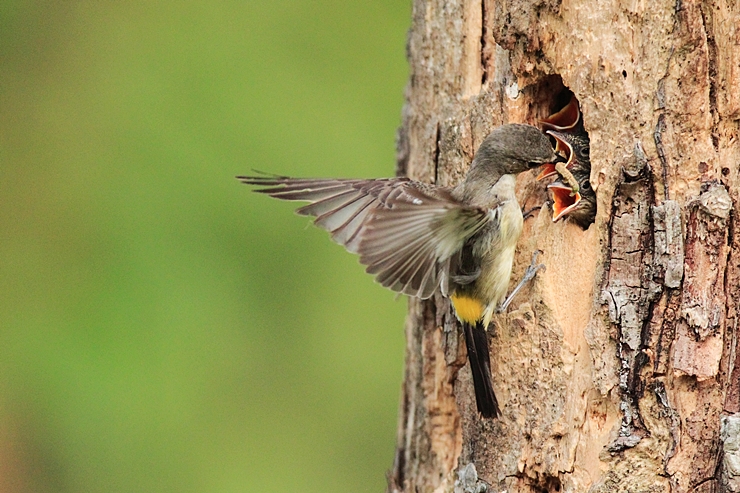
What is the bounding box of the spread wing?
[238,174,489,299]
[238,175,420,252]
[357,189,490,299]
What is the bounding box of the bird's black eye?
[582,179,592,191]
[579,147,590,159]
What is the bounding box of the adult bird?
[238,123,561,418]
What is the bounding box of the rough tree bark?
[388,0,740,491]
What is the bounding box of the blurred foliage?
[0,1,410,491]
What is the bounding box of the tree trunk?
[389,0,740,491]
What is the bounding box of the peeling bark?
[389,0,740,491]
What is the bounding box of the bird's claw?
[497,250,545,313]
[522,249,546,282]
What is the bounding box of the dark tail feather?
[462,322,499,418]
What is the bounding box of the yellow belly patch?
[450,294,484,324]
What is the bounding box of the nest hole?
[522,75,596,229]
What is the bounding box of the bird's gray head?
[469,124,560,177]
[456,124,559,205]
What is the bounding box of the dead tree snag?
[388,0,740,491]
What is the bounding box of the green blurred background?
[0,1,410,491]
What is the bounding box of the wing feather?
[238,174,487,299]
[332,198,378,252]
[297,189,363,219]
[237,175,412,250]
[312,193,373,233]
[358,197,489,299]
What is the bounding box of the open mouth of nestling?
[540,95,580,132]
[548,181,581,222]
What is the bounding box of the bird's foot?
[497,250,545,313]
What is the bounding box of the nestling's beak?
[536,163,557,181]
[537,130,573,180]
[548,180,582,221]
[539,95,581,132]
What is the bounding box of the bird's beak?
[538,130,573,180]
[539,95,580,132]
[548,180,582,222]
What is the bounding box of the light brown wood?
[389,0,740,491]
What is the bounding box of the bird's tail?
[462,321,499,418]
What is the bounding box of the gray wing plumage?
[358,189,489,298]
[238,174,489,299]
[238,175,414,252]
